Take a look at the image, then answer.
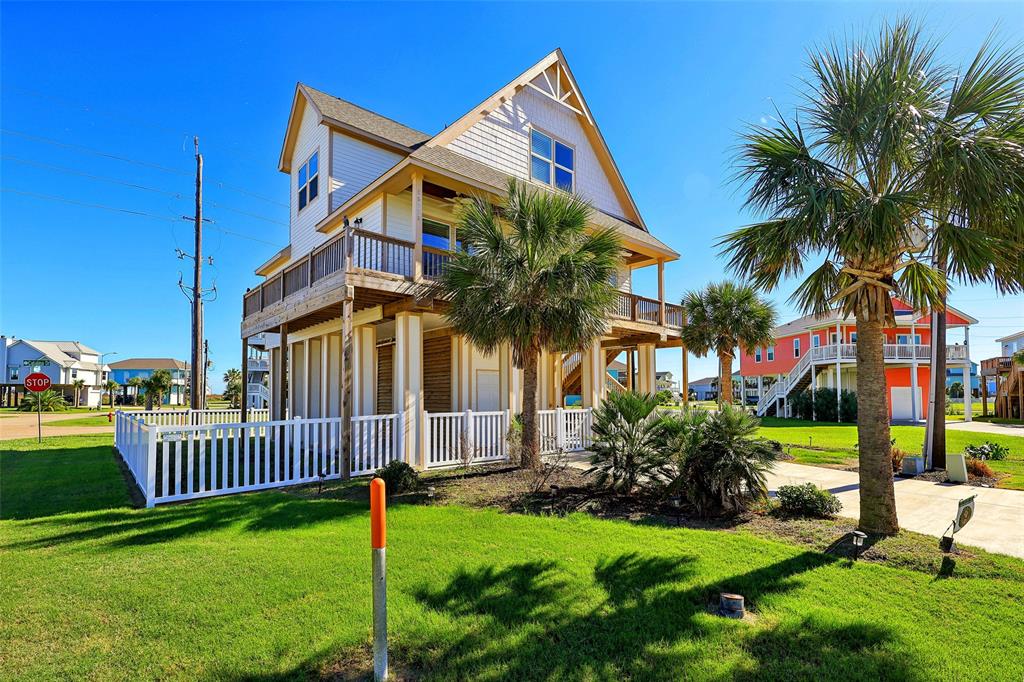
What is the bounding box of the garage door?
[890,387,922,421]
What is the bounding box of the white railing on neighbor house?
[116,407,596,506]
[247,358,270,372]
[247,383,270,400]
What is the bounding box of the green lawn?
[2,436,1024,680]
[758,417,1024,489]
[45,415,116,428]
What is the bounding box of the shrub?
[374,461,421,494]
[966,458,994,479]
[664,405,777,516]
[789,390,814,420]
[655,389,675,406]
[813,388,838,422]
[588,391,669,496]
[839,389,857,422]
[776,483,842,518]
[963,441,1009,461]
[17,389,67,412]
[890,447,907,473]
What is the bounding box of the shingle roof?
[303,84,432,149]
[409,146,677,257]
[109,358,188,371]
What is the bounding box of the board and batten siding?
[446,87,627,219]
[289,104,330,259]
[423,337,452,413]
[376,343,394,415]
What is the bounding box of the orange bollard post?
[370,478,388,681]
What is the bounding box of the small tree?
[222,368,243,408]
[142,370,173,410]
[103,379,119,409]
[678,281,776,408]
[126,376,144,406]
[70,378,86,408]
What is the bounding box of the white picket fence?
[115,407,594,506]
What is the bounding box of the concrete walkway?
[946,420,1024,436]
[766,462,1024,559]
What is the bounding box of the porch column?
[352,325,377,417]
[451,335,473,411]
[241,337,249,422]
[681,344,689,406]
[394,312,424,467]
[626,349,634,391]
[499,343,514,411]
[757,375,764,399]
[982,373,989,417]
[412,172,424,281]
[810,365,816,420]
[553,351,563,408]
[657,259,665,325]
[637,343,657,394]
[580,339,605,408]
[963,326,972,422]
[910,322,919,422]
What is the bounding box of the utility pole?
[191,137,204,411]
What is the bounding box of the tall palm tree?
[103,379,119,410]
[223,368,243,408]
[678,282,777,408]
[71,378,86,408]
[423,178,622,469]
[719,21,1024,534]
[126,376,144,406]
[143,370,173,410]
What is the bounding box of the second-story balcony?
[243,227,684,334]
[247,357,270,372]
[804,343,968,364]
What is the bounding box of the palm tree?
[71,378,86,408]
[423,178,622,469]
[142,369,173,410]
[223,368,243,408]
[678,282,777,408]
[103,379,119,409]
[18,389,67,412]
[719,21,1024,534]
[126,376,144,406]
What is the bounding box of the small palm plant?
[223,368,243,408]
[18,389,67,412]
[143,370,173,410]
[665,405,777,516]
[422,178,622,469]
[588,391,670,496]
[678,281,777,408]
[103,379,119,409]
[126,376,144,406]
[71,378,86,408]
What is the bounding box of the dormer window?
[530,129,574,191]
[297,151,319,211]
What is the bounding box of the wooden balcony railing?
[244,231,687,334]
[981,356,1013,375]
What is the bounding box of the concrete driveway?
[946,420,1024,436]
[0,412,114,441]
[767,462,1024,559]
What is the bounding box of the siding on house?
[376,343,393,414]
[423,337,451,413]
[329,131,403,212]
[447,87,627,219]
[289,104,330,258]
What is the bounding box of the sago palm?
[423,178,622,469]
[720,21,1024,534]
[588,391,670,495]
[18,389,67,412]
[678,281,777,408]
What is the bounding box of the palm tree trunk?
[520,348,541,470]
[718,350,733,408]
[855,312,899,535]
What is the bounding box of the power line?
[3,155,288,227]
[1,128,289,209]
[2,187,281,246]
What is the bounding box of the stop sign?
[24,373,52,393]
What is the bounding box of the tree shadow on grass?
[398,550,911,681]
[2,492,364,551]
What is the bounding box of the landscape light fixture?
[426,486,436,503]
[851,530,867,561]
[550,484,560,496]
[670,495,683,526]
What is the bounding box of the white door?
[475,370,500,412]
[890,387,921,421]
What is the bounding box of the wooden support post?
[341,293,354,479]
[981,373,989,416]
[657,259,665,326]
[412,172,424,281]
[277,323,289,420]
[241,336,249,423]
[626,349,634,391]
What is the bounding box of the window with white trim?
[812,335,820,348]
[767,346,775,361]
[297,151,319,211]
[530,128,574,191]
[71,368,78,379]
[8,367,18,381]
[851,332,859,343]
[793,338,801,358]
[754,347,762,362]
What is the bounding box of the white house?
[0,336,111,407]
[239,49,686,466]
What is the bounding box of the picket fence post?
[555,407,566,451]
[464,408,474,460]
[396,411,407,467]
[502,409,511,459]
[145,426,157,508]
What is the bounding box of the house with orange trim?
[739,299,977,423]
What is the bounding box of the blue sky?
[2,1,1022,392]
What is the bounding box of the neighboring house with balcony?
[981,330,1024,420]
[245,333,276,408]
[239,50,685,466]
[109,358,188,405]
[739,299,977,422]
[0,336,111,407]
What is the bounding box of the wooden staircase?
[995,366,1023,419]
[562,348,621,397]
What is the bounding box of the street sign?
[22,358,51,367]
[24,373,52,393]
